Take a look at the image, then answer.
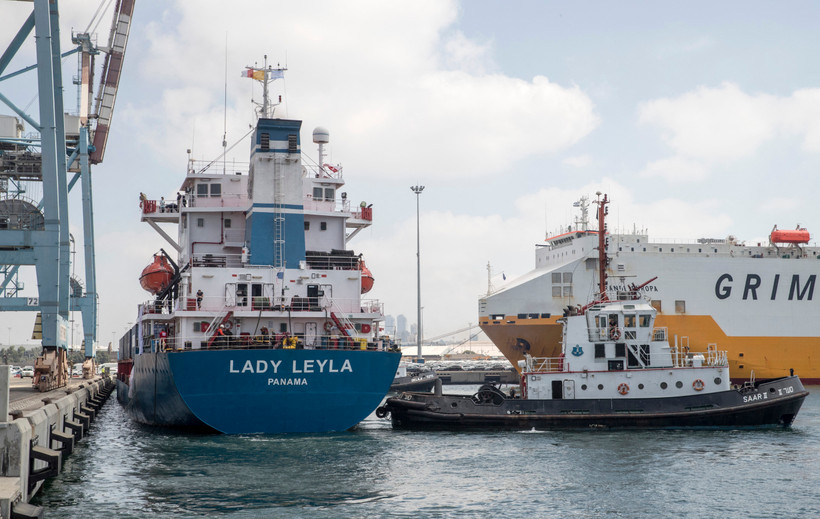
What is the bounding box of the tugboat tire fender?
[375,406,388,418]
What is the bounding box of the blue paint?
[124,349,401,434]
[246,209,306,267]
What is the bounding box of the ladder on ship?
[273,157,285,267]
[205,310,234,347]
[328,300,354,338]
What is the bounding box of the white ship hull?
[480,231,820,383]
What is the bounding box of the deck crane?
[0,0,135,390]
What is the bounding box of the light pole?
[411,185,424,363]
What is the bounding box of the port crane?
[0,0,134,390]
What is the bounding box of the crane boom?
[90,0,135,164]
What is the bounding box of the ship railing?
[143,334,397,353]
[586,326,666,342]
[169,295,384,315]
[670,344,729,368]
[188,159,249,176]
[301,197,373,221]
[189,192,250,209]
[190,253,245,268]
[526,356,566,373]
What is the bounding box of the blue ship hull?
[118,349,401,434]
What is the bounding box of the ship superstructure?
[480,196,820,383]
[116,67,401,433]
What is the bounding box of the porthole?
[714,377,721,385]
[769,387,777,393]
[450,402,458,408]
[638,383,644,390]
[581,384,587,391]
[660,382,668,389]
[675,381,683,389]
[597,384,604,390]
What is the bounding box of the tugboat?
[390,362,439,392]
[380,194,809,430]
[116,63,401,434]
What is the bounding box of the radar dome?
[313,127,330,144]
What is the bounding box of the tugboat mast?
[595,192,609,300]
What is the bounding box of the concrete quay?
[0,370,114,519]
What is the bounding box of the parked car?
[21,366,34,378]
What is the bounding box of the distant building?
[396,314,408,344]
[384,315,396,336]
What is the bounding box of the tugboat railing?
[586,326,667,342]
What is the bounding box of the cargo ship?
[479,194,820,384]
[115,65,401,433]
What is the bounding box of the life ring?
[610,328,621,341]
[323,321,334,332]
[693,379,705,391]
[617,382,629,395]
[222,320,232,331]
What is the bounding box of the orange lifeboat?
[360,259,375,294]
[140,255,173,294]
[770,226,810,245]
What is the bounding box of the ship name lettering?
[743,393,766,403]
[267,378,308,386]
[292,359,353,373]
[715,273,816,301]
[229,359,282,374]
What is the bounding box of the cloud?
[638,82,779,162]
[562,155,592,168]
[639,156,706,182]
[126,1,599,180]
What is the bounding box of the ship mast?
[595,192,609,300]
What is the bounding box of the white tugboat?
[382,194,808,430]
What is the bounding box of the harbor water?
[34,386,820,518]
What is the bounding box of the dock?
[0,371,114,518]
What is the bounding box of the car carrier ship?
[115,65,401,433]
[479,194,820,384]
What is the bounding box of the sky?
[2,0,820,350]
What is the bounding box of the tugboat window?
[581,384,587,391]
[660,382,668,389]
[197,218,204,228]
[624,315,636,328]
[196,184,208,197]
[607,360,624,371]
[595,343,605,358]
[224,218,231,228]
[639,315,651,327]
[615,343,626,357]
[320,222,327,231]
[638,383,644,389]
[210,184,221,197]
[597,384,604,390]
[714,377,721,385]
[675,381,683,388]
[325,188,335,200]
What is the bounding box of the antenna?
[222,33,228,174]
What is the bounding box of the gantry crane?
[0,0,134,390]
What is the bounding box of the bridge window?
[639,314,651,327]
[324,188,335,200]
[196,184,208,197]
[224,218,232,228]
[594,343,605,358]
[210,184,221,197]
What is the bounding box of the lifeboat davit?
[770,226,810,245]
[140,255,173,294]
[360,259,375,294]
